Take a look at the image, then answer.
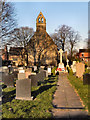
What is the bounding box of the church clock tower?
[36,12,46,31]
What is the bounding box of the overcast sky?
[14,2,88,49]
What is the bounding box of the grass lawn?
[2,75,58,119]
[68,74,89,112]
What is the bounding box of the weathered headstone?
[76,62,85,78]
[16,79,32,100]
[71,61,76,73]
[29,75,38,86]
[83,73,90,85]
[18,73,26,80]
[2,66,9,73]
[12,71,18,79]
[2,74,14,87]
[37,71,46,81]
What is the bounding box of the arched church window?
[41,18,43,23]
[38,18,40,23]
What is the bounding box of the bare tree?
[12,27,34,65]
[0,0,17,48]
[51,33,61,50]
[52,25,71,51]
[67,30,80,60]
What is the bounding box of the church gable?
[28,12,57,66]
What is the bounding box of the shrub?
[68,67,73,75]
[51,67,57,76]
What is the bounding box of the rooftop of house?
[79,49,90,53]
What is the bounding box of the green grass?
[2,75,58,119]
[68,74,89,112]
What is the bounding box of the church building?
[28,12,58,66]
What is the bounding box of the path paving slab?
[52,73,89,119]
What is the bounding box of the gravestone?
[71,61,76,73]
[48,67,51,75]
[66,59,69,72]
[76,62,85,78]
[13,67,18,72]
[37,71,46,81]
[83,73,90,85]
[0,67,2,72]
[29,75,38,86]
[18,73,26,80]
[31,72,36,75]
[16,79,32,100]
[44,70,48,78]
[19,69,25,73]
[2,74,14,87]
[40,70,48,78]
[12,71,18,79]
[33,66,37,71]
[2,66,9,73]
[58,49,65,72]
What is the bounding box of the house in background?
[79,49,90,63]
[9,47,27,66]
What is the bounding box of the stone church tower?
[28,12,58,66]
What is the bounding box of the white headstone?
[48,67,51,75]
[19,70,25,73]
[33,66,37,71]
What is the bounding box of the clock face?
[40,14,42,16]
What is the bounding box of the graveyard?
[0,2,90,119]
[0,47,90,119]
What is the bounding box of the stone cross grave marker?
[59,49,63,64]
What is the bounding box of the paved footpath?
[52,73,89,120]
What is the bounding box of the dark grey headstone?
[12,71,18,79]
[2,74,14,87]
[18,73,26,80]
[83,73,90,85]
[16,79,32,100]
[36,71,46,81]
[29,75,38,86]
